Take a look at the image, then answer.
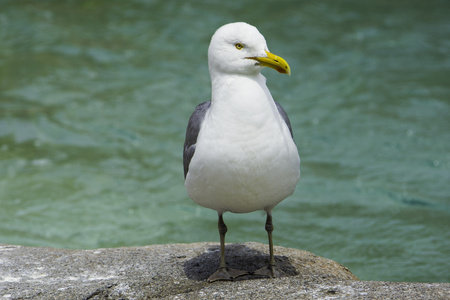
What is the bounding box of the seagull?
[183,22,300,282]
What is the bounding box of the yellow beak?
[249,50,291,75]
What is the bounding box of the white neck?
[207,72,281,134]
[211,72,270,107]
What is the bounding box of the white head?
[208,22,291,78]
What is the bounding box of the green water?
[1,0,449,283]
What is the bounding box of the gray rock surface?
[0,242,448,299]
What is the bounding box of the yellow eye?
[235,43,244,50]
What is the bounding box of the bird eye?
[235,43,244,50]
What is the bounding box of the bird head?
[208,22,291,77]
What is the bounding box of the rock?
[0,242,448,299]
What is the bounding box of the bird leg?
[207,213,249,282]
[254,213,286,278]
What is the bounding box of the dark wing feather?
[183,101,211,179]
[275,101,294,138]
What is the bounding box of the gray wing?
[183,101,211,179]
[275,101,294,139]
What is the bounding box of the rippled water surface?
[1,0,449,283]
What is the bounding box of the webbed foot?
[207,267,249,282]
[253,264,286,278]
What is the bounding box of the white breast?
[185,75,300,213]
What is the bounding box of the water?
[1,0,449,283]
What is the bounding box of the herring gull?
[183,22,300,282]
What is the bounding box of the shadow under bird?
[183,22,300,282]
